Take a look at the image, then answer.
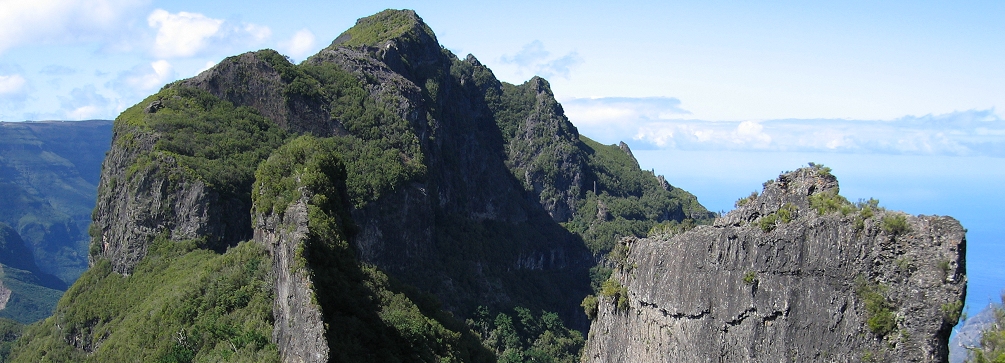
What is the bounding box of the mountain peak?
[328,9,436,49]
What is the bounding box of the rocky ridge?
[584,166,966,362]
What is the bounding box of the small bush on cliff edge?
[882,214,910,236]
[581,295,599,320]
[600,278,629,312]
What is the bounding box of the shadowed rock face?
[584,167,966,363]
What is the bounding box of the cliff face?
[251,136,492,363]
[584,166,966,362]
[254,196,328,363]
[89,91,287,274]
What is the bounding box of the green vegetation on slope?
[10,239,278,362]
[565,136,710,254]
[331,9,435,48]
[0,266,63,325]
[0,318,22,362]
[254,135,492,363]
[468,306,584,363]
[257,50,426,208]
[0,223,66,325]
[119,86,290,200]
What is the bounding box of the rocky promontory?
[584,165,966,362]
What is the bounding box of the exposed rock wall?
[584,167,966,362]
[253,197,328,363]
[89,127,236,274]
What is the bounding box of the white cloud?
[0,74,27,95]
[148,9,223,58]
[0,0,146,54]
[39,65,77,76]
[112,60,174,94]
[501,40,583,80]
[630,110,1005,156]
[563,97,690,127]
[280,29,317,60]
[565,96,1005,157]
[146,9,272,58]
[59,84,111,119]
[243,24,272,43]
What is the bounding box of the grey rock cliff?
[253,196,328,363]
[89,127,239,274]
[584,167,966,362]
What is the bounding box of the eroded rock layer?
[584,167,966,363]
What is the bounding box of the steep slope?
[172,10,708,325]
[0,120,112,284]
[584,165,966,362]
[13,8,710,362]
[252,136,492,363]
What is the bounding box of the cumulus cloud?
[59,84,111,119]
[280,29,317,60]
[0,72,30,119]
[501,40,583,79]
[0,74,27,96]
[0,0,146,54]
[110,60,174,95]
[148,9,223,58]
[147,9,271,58]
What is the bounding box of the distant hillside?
[0,120,112,285]
[951,302,1002,363]
[0,223,66,324]
[0,120,111,325]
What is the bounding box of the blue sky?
[1,1,1002,315]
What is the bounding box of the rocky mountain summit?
[584,165,966,362]
[10,9,706,362]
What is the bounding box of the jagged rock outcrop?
[584,166,966,362]
[169,9,600,325]
[86,8,705,343]
[89,127,248,274]
[254,196,328,363]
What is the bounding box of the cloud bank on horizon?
[564,97,1005,157]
